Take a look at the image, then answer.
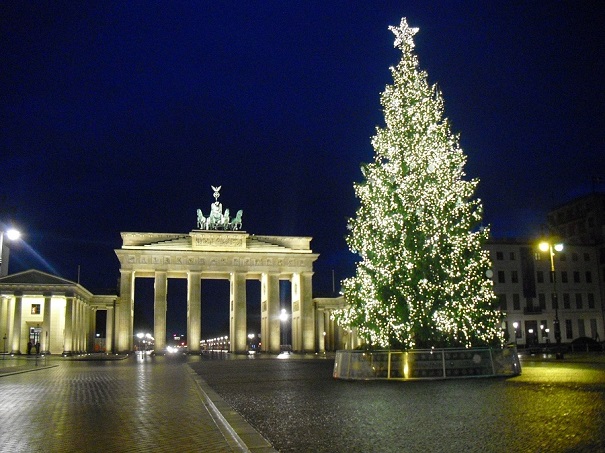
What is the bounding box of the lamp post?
[0,228,21,277]
[280,309,289,353]
[247,333,255,353]
[136,332,144,353]
[512,322,519,347]
[539,240,564,359]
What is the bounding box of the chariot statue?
[196,186,243,231]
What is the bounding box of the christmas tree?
[336,18,502,349]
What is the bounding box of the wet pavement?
[0,353,273,452]
[1,352,604,452]
[189,353,605,453]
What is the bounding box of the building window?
[565,319,573,339]
[578,319,586,338]
[496,251,504,260]
[590,319,598,338]
[588,293,595,309]
[540,320,548,338]
[499,294,507,311]
[31,304,41,315]
[563,293,570,309]
[498,271,505,283]
[573,271,580,283]
[572,252,579,262]
[512,294,520,310]
[537,271,544,283]
[561,271,568,283]
[585,271,592,283]
[538,293,546,310]
[575,293,583,310]
[584,252,590,262]
[511,271,519,283]
[509,252,516,261]
[559,253,567,262]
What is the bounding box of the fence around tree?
[333,346,521,380]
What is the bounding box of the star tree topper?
[389,17,419,50]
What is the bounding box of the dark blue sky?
[2,2,604,335]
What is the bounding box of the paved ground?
[189,352,605,453]
[2,352,605,452]
[0,353,274,453]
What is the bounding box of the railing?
[333,346,521,381]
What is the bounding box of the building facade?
[487,240,604,347]
[0,270,116,355]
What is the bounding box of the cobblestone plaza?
[1,353,604,452]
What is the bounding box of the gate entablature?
[117,232,316,274]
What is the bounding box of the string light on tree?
[335,18,502,349]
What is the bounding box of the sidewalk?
[518,350,605,364]
[0,353,276,452]
[0,354,58,376]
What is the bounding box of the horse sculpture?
[196,209,206,229]
[196,186,243,231]
[230,210,243,230]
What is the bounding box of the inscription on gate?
[191,231,248,251]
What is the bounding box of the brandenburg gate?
[114,187,319,354]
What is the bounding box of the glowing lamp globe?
[6,229,20,241]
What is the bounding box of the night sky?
[2,2,604,337]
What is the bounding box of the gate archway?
[114,230,318,354]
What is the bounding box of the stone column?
[11,292,23,354]
[117,270,135,352]
[187,271,201,353]
[316,308,325,353]
[89,308,96,352]
[261,273,280,353]
[82,301,88,352]
[326,310,333,351]
[63,294,74,355]
[290,276,300,352]
[154,271,168,353]
[300,272,315,352]
[74,299,82,352]
[41,293,52,354]
[330,321,346,351]
[0,295,8,352]
[105,306,114,353]
[78,299,84,352]
[292,272,314,352]
[229,272,247,353]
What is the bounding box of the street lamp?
[0,228,21,276]
[280,309,289,353]
[247,333,255,353]
[136,332,144,352]
[539,239,564,359]
[512,321,519,347]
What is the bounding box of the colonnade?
[115,269,315,354]
[314,296,362,352]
